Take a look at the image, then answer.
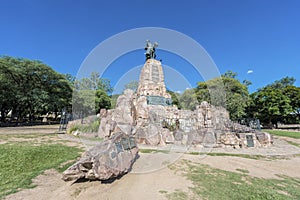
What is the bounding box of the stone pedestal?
[137,59,171,106]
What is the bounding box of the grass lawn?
[264,129,300,139]
[0,134,82,199]
[139,148,170,154]
[167,159,300,200]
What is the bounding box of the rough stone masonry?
[98,59,273,148]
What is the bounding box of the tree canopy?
[178,89,198,110]
[123,80,139,92]
[195,71,250,120]
[0,56,72,122]
[72,72,112,117]
[247,77,299,126]
[1,56,299,127]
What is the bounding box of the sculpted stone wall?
[98,90,273,148]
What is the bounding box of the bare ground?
[2,126,300,200]
[0,124,60,135]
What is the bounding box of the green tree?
[247,77,298,126]
[266,76,296,89]
[110,94,121,109]
[0,56,72,122]
[167,90,181,109]
[124,80,139,92]
[72,72,112,116]
[283,85,300,122]
[248,87,292,127]
[179,88,198,110]
[195,71,250,120]
[75,72,113,94]
[95,90,111,113]
[0,60,17,121]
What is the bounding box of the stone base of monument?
[96,59,273,149]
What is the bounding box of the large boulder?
[62,132,139,181]
[135,96,149,119]
[98,90,136,138]
[145,124,160,145]
[219,132,241,148]
[187,130,205,145]
[98,109,116,138]
[202,130,216,144]
[256,132,273,146]
[113,89,135,125]
[173,129,184,144]
[162,128,174,144]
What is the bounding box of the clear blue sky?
[1,0,299,93]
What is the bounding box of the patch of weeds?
[168,159,300,200]
[286,141,300,148]
[1,133,55,139]
[79,136,104,142]
[187,151,199,155]
[162,160,171,166]
[68,120,100,134]
[139,148,169,154]
[159,190,168,194]
[236,168,249,173]
[0,143,82,198]
[166,189,188,200]
[72,188,82,197]
[57,159,77,173]
[0,134,59,146]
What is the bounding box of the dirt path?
[5,153,192,200]
[185,154,300,179]
[0,124,59,135]
[3,126,300,200]
[6,151,300,200]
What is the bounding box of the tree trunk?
[0,109,6,122]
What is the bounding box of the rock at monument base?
[113,89,135,125]
[187,130,204,145]
[202,130,216,145]
[115,123,132,135]
[62,132,138,182]
[145,124,160,145]
[255,132,273,146]
[136,96,149,119]
[173,129,184,144]
[219,132,241,148]
[162,128,174,144]
[98,109,117,138]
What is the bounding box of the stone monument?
[64,40,273,181]
[96,41,273,148]
[137,59,172,106]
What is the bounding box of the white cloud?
[247,70,253,74]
